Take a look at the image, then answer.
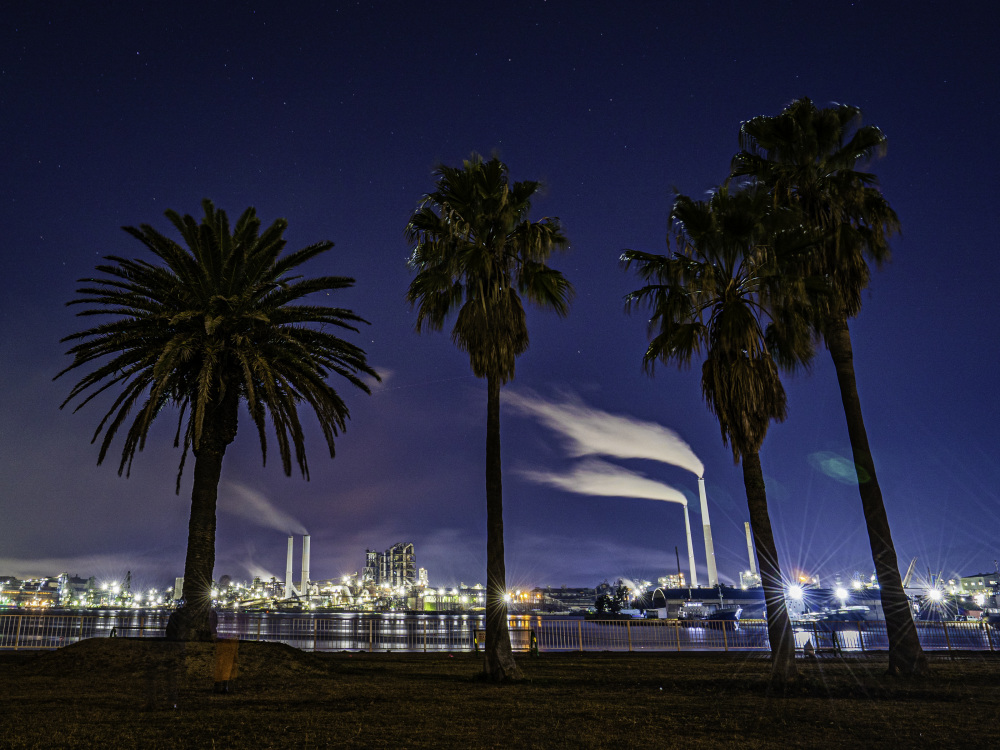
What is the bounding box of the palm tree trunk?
[741,451,797,684]
[166,389,239,642]
[825,312,928,676]
[165,447,225,641]
[482,374,522,681]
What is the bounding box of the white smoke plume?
[519,458,688,505]
[239,560,277,582]
[218,481,308,535]
[505,391,705,477]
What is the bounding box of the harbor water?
[2,609,997,653]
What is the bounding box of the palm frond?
[57,202,378,490]
[729,97,900,325]
[405,154,573,385]
[624,184,799,459]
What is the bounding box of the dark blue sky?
[2,2,997,592]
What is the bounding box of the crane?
[902,557,918,588]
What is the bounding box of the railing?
[1,612,997,654]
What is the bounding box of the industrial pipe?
[301,534,311,598]
[285,535,294,599]
[698,477,718,587]
[745,522,757,577]
[683,502,699,588]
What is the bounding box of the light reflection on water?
[7,610,993,653]
[26,610,555,652]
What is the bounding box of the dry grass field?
[1,639,996,748]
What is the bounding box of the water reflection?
[5,610,995,653]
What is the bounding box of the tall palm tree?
[406,155,572,682]
[623,185,809,684]
[732,98,928,676]
[57,199,378,641]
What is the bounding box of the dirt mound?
[14,637,331,682]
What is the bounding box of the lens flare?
[807,451,870,485]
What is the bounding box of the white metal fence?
[1,612,996,654]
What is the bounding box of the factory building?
[650,587,767,619]
[363,542,416,588]
[960,572,1000,596]
[415,583,485,612]
[529,586,597,612]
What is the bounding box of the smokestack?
[745,522,757,577]
[698,477,718,587]
[285,535,294,599]
[683,502,699,588]
[301,534,311,597]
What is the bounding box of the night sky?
[2,3,997,594]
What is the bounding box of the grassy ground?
[1,640,996,749]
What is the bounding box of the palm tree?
[57,199,378,641]
[623,185,808,684]
[405,155,572,681]
[732,98,928,676]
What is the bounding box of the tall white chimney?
[285,535,294,599]
[698,477,719,587]
[745,522,758,577]
[683,501,699,588]
[301,534,311,597]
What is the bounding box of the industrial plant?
[3,480,997,622]
[4,526,998,625]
